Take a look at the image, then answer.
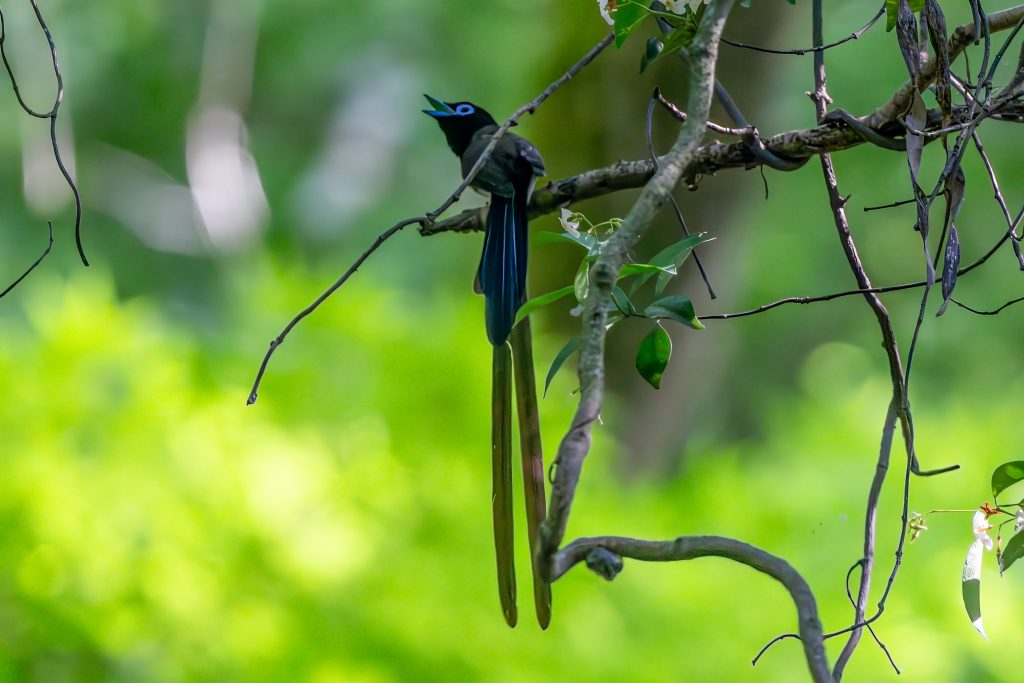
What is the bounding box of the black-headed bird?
[423,95,551,629]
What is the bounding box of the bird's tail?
[510,318,552,629]
[482,183,551,628]
[477,186,529,346]
[491,342,517,627]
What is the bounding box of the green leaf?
[631,233,709,291]
[573,260,590,303]
[991,461,1024,500]
[999,530,1024,574]
[636,324,672,389]
[618,262,676,280]
[611,286,638,316]
[645,295,703,330]
[544,337,583,397]
[514,286,574,326]
[613,1,648,47]
[534,230,598,252]
[962,539,987,639]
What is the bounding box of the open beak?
[422,94,456,117]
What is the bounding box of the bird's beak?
[422,94,456,117]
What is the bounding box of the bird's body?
[424,95,551,628]
[460,125,546,198]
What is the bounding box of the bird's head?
[422,94,504,156]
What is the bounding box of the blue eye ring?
[455,103,475,116]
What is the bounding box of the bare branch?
[551,535,832,683]
[0,1,87,267]
[0,220,52,299]
[539,0,737,569]
[646,90,716,298]
[722,4,885,56]
[422,101,1024,236]
[951,295,1024,315]
[812,4,910,677]
[972,131,1024,268]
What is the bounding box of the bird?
[423,94,551,629]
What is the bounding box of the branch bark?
[534,2,832,679]
[552,535,832,683]
[421,102,1024,237]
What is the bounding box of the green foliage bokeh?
[0,0,1021,682]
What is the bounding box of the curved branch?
[722,5,884,56]
[0,1,87,274]
[552,535,832,683]
[2,1,86,266]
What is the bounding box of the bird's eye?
[455,104,475,116]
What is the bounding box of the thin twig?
[700,208,1020,319]
[654,87,750,136]
[0,1,87,276]
[247,33,615,404]
[951,295,1024,315]
[863,197,915,212]
[722,4,885,56]
[247,217,424,404]
[973,131,1024,267]
[702,281,923,320]
[646,90,716,298]
[0,220,53,298]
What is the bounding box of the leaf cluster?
[516,211,708,393]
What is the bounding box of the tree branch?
[865,4,1024,129]
[422,7,1024,238]
[539,0,736,568]
[551,535,832,683]
[534,5,833,679]
[422,101,1024,237]
[0,1,86,286]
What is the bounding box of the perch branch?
[247,33,614,403]
[421,101,1024,237]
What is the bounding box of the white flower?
[973,510,994,551]
[1016,509,1024,533]
[559,208,581,237]
[597,0,614,25]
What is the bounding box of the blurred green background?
[0,0,1022,681]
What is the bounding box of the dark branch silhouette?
[0,0,87,279]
